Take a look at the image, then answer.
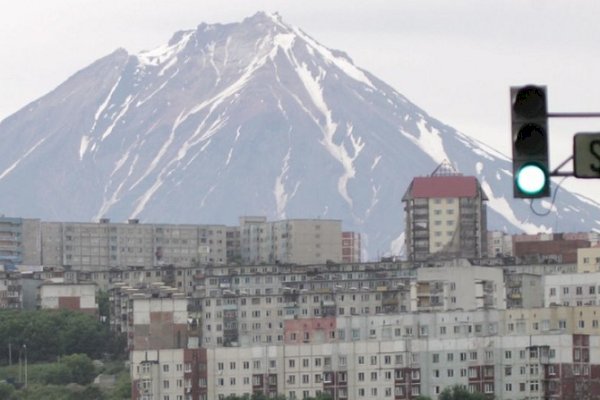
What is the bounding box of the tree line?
[0,309,126,364]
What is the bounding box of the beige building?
[577,246,600,273]
[403,165,488,261]
[239,217,343,265]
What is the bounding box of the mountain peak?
[0,13,598,259]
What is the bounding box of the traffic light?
[510,85,550,198]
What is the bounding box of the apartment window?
[559,320,567,329]
[484,383,494,394]
[358,372,365,382]
[370,372,377,381]
[550,288,556,296]
[432,354,439,363]
[447,369,454,377]
[447,353,454,362]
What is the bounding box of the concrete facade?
[239,217,343,265]
[578,246,600,273]
[39,282,97,314]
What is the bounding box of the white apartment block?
[202,307,600,400]
[414,265,506,311]
[543,272,600,307]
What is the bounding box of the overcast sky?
[1,0,600,199]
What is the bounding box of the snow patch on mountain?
[137,30,195,67]
[0,137,47,180]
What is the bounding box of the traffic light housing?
[510,85,550,198]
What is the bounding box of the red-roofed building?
[402,162,488,261]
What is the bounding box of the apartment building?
[402,164,488,261]
[38,282,97,314]
[543,272,600,307]
[119,284,209,400]
[578,246,600,273]
[239,217,344,265]
[341,232,361,263]
[199,307,600,400]
[414,265,506,311]
[40,219,229,270]
[0,216,41,266]
[504,272,543,309]
[514,233,590,264]
[487,231,514,258]
[0,267,22,309]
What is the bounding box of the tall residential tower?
[403,163,488,261]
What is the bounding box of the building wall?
[341,232,361,263]
[239,218,343,265]
[514,236,590,264]
[578,247,600,273]
[428,197,460,255]
[487,231,514,258]
[543,272,600,307]
[39,283,97,313]
[0,269,21,309]
[416,266,506,311]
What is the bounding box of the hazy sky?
[2,0,600,198]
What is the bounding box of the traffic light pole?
[550,155,573,177]
[547,112,600,177]
[547,112,600,118]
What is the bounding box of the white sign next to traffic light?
[574,133,600,178]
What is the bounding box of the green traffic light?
[516,163,547,195]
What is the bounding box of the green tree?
[61,354,96,385]
[439,385,488,400]
[106,371,130,400]
[42,363,72,385]
[0,310,126,364]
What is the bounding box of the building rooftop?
[408,175,479,198]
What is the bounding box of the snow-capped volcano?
[0,12,598,258]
